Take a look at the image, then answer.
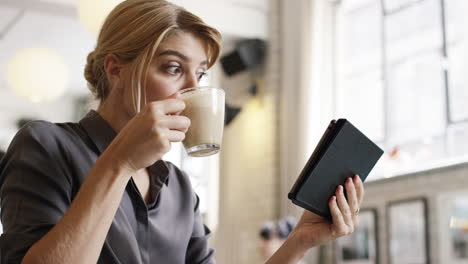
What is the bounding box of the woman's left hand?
[264,175,365,264]
[290,175,365,252]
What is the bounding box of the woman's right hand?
[104,98,190,173]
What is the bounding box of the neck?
[97,96,132,133]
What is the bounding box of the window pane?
[384,0,445,145]
[383,0,423,13]
[342,0,377,11]
[388,200,428,263]
[386,51,446,145]
[182,153,219,215]
[445,0,468,122]
[163,142,183,167]
[340,1,382,74]
[337,0,384,142]
[444,0,467,44]
[337,71,385,141]
[385,0,442,62]
[447,43,468,122]
[444,0,468,45]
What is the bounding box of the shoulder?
[0,121,78,191]
[162,161,202,210]
[10,121,61,151]
[12,120,81,150]
[164,161,185,175]
[5,120,85,169]
[163,161,196,194]
[164,161,191,184]
[15,120,66,140]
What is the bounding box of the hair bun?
[84,51,97,86]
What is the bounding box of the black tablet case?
[288,119,384,220]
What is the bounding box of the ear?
[103,53,123,88]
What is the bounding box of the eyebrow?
[157,49,208,66]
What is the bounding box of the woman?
[0,0,364,263]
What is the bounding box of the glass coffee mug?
[179,87,225,157]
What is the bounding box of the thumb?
[168,91,182,100]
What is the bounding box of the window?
[334,0,468,179]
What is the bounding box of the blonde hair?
[84,0,222,112]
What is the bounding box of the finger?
[336,185,353,228]
[160,115,191,132]
[353,175,365,205]
[165,93,184,115]
[149,99,186,115]
[166,130,186,142]
[345,177,359,221]
[329,196,349,238]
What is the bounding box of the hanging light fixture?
[6,48,69,103]
[77,0,123,36]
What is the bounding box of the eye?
[197,71,208,82]
[165,65,182,75]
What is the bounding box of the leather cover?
[288,119,384,220]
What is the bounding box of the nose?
[182,73,198,90]
[169,73,199,99]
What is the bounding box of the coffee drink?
[179,87,225,157]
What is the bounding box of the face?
[120,31,209,115]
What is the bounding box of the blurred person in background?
[0,0,365,263]
[259,216,297,260]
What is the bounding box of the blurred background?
[0,0,467,263]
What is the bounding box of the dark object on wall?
[224,83,258,126]
[225,104,241,126]
[249,83,258,96]
[220,38,267,76]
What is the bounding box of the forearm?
[22,153,133,264]
[264,232,309,264]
